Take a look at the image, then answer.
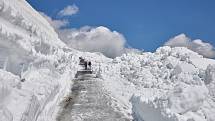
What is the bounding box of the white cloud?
[58,26,126,58]
[40,13,127,58]
[165,34,215,58]
[58,4,79,17]
[40,12,68,29]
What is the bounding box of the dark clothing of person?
[88,61,92,70]
[84,61,88,70]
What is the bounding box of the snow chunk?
[204,64,215,85]
[131,95,179,121]
[204,64,215,100]
[168,84,208,114]
[171,65,182,77]
[131,84,209,121]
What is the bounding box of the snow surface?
[127,47,215,121]
[0,0,66,75]
[1,0,215,121]
[0,0,76,120]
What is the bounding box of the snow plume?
[58,4,79,17]
[58,26,126,58]
[165,34,215,58]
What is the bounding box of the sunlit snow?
[1,0,215,121]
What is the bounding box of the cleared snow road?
[56,77,130,121]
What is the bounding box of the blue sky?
[28,0,215,52]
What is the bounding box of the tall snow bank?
[0,0,66,75]
[0,50,80,121]
[35,50,80,121]
[105,46,215,121]
[0,0,82,121]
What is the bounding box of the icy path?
[56,77,131,121]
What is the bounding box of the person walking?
[88,61,92,70]
[84,61,88,70]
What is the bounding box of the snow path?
[56,77,131,121]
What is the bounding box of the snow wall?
[0,0,79,121]
[127,47,215,121]
[0,0,66,75]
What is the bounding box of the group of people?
[79,57,92,70]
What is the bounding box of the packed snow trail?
[56,77,131,121]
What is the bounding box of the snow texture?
[1,0,215,121]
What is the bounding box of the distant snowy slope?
[0,0,66,74]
